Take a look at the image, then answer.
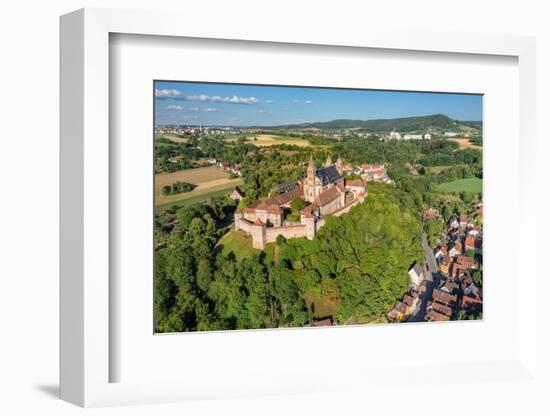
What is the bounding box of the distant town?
[154,82,482,332]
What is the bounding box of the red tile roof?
[432,289,457,306]
[426,310,450,322]
[346,179,364,187]
[314,186,342,207]
[429,301,453,317]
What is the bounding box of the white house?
[403,134,423,140]
[408,263,425,287]
[424,133,432,140]
[389,131,401,140]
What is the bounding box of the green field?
[427,164,468,174]
[217,229,260,260]
[436,177,482,193]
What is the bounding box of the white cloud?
[292,99,301,104]
[254,109,266,113]
[203,108,218,112]
[167,104,184,110]
[292,99,312,104]
[188,107,200,111]
[183,115,199,120]
[155,88,181,98]
[304,100,313,104]
[185,94,260,105]
[265,99,273,104]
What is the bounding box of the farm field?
[436,177,482,193]
[155,166,243,209]
[247,134,312,147]
[217,229,259,260]
[449,138,482,150]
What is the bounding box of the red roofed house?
[425,310,450,322]
[474,237,482,254]
[465,234,475,252]
[432,289,458,306]
[461,295,483,312]
[427,301,453,318]
[345,178,366,197]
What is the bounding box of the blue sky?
[154,81,482,126]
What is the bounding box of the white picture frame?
[60,7,538,408]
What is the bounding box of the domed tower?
[336,155,343,175]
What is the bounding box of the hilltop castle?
[234,155,367,249]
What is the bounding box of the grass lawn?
[436,177,482,193]
[302,290,338,319]
[155,166,243,208]
[217,229,260,260]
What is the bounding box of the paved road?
[407,232,442,322]
[422,232,438,278]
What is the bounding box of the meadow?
[436,177,482,193]
[155,166,243,209]
[217,229,259,260]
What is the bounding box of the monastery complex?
[235,155,368,249]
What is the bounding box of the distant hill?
[267,114,480,132]
[458,120,483,130]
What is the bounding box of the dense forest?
[154,124,483,331]
[267,113,474,132]
[154,183,423,332]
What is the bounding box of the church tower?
[325,154,332,167]
[305,155,316,202]
[336,155,343,175]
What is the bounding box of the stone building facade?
[234,156,367,249]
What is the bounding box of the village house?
[432,289,458,307]
[389,130,401,140]
[408,263,425,288]
[388,300,408,322]
[468,226,482,237]
[449,217,459,230]
[425,309,450,322]
[439,255,452,276]
[465,234,475,252]
[229,187,244,202]
[434,245,448,261]
[427,300,453,318]
[403,133,423,140]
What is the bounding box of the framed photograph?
[60,8,539,408]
